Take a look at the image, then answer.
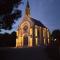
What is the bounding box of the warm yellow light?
[19,37,22,46]
[17,40,20,47]
[22,37,23,47]
[35,28,37,36]
[43,29,45,37]
[43,28,46,37]
[29,38,32,47]
[35,38,38,46]
[16,31,18,36]
[30,28,32,35]
[47,32,49,38]
[16,37,22,47]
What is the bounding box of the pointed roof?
[26,0,30,8]
[30,18,46,28]
[24,0,47,28]
[25,0,30,16]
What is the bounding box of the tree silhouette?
[0,0,22,30]
[52,29,60,47]
[0,31,16,47]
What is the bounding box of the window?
[47,31,49,38]
[35,38,38,46]
[35,28,37,36]
[23,26,28,33]
[30,28,32,35]
[29,37,32,47]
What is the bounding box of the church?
[16,0,51,48]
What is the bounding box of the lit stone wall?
[16,20,51,48]
[29,28,33,47]
[16,19,34,48]
[43,28,47,45]
[35,25,38,46]
[28,36,32,47]
[16,26,51,48]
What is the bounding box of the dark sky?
[0,0,60,33]
[28,0,60,31]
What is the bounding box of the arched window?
[23,26,28,33]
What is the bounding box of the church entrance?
[23,36,28,47]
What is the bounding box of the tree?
[0,0,22,30]
[0,31,16,47]
[52,29,60,47]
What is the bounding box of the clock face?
[23,26,28,33]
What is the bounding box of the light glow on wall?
[35,38,38,46]
[44,38,46,45]
[43,28,46,38]
[43,29,45,37]
[47,30,49,38]
[29,37,32,47]
[16,31,18,36]
[22,36,23,47]
[35,28,37,36]
[19,37,22,47]
[30,28,32,35]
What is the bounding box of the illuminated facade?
[16,0,51,48]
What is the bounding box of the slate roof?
[31,18,46,28]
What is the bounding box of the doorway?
[23,36,28,47]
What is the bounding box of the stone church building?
[16,0,51,48]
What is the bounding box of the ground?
[0,47,60,60]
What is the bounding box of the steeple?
[25,0,30,16]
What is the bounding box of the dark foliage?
[0,0,21,15]
[52,29,60,39]
[52,29,60,47]
[0,31,16,47]
[2,10,21,29]
[0,0,22,30]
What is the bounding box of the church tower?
[25,0,30,16]
[16,0,51,48]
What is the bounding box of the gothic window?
[23,26,28,33]
[35,28,37,36]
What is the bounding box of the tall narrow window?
[43,28,46,38]
[21,36,23,47]
[19,37,22,47]
[47,29,50,44]
[30,28,32,35]
[16,39,18,47]
[29,37,32,47]
[35,28,37,36]
[35,38,38,46]
[47,31,49,38]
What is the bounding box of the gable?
[18,16,34,31]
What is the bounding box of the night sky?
[0,0,60,33]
